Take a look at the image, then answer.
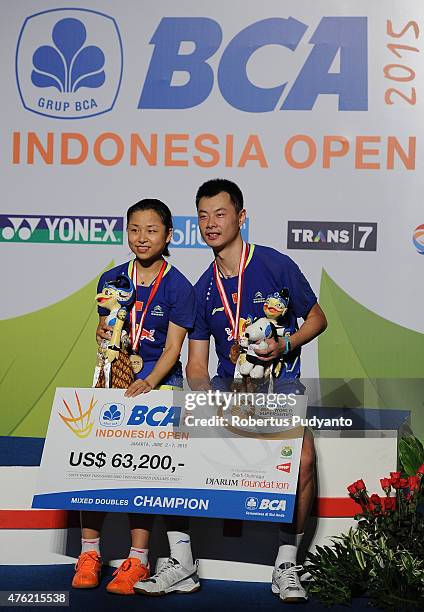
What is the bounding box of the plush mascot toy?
[93,273,136,389]
[236,288,291,383]
[263,288,289,327]
[238,317,277,379]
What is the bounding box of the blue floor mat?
[0,565,377,611]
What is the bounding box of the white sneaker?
[272,563,308,603]
[134,557,200,596]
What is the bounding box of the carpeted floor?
[0,565,378,611]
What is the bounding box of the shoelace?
[154,559,183,583]
[157,560,176,575]
[277,565,304,589]
[74,551,99,571]
[112,558,133,576]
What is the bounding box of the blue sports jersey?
[189,244,317,381]
[97,260,196,387]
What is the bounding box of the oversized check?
[32,388,307,522]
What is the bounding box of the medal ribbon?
[213,242,249,342]
[130,259,167,352]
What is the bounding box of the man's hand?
[254,337,283,361]
[96,321,113,345]
[254,303,327,362]
[124,379,153,397]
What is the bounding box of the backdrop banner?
[0,1,423,440]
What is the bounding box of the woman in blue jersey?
[72,199,200,597]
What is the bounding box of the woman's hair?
[126,198,173,256]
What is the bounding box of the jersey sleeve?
[284,258,317,320]
[188,277,211,340]
[168,273,197,330]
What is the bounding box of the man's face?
[197,191,246,250]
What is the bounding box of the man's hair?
[195,179,244,213]
[126,198,172,257]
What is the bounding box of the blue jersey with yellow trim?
[189,244,317,380]
[97,260,195,386]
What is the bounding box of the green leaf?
[399,437,424,475]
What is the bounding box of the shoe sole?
[72,583,100,589]
[134,584,200,596]
[106,588,135,596]
[272,581,307,603]
[107,576,149,595]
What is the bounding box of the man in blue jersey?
[186,179,327,603]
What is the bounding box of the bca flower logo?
[16,8,123,119]
[245,497,258,510]
[100,403,125,427]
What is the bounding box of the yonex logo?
[1,217,41,241]
[0,215,123,244]
[16,8,123,119]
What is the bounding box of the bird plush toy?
[93,273,135,389]
[236,288,291,383]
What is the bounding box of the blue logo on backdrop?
[100,403,125,427]
[16,8,123,119]
[138,16,368,112]
[245,497,259,510]
[171,216,249,249]
[31,19,106,93]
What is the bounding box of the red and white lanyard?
[130,259,167,352]
[213,242,249,342]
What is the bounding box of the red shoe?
[72,551,101,589]
[107,557,150,595]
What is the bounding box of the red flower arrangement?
[347,464,424,517]
[307,438,424,609]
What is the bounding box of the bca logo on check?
[16,8,123,119]
[245,497,259,510]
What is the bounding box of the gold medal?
[214,242,249,370]
[130,354,143,374]
[229,342,241,364]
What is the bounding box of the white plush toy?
[238,317,277,379]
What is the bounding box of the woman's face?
[127,209,171,262]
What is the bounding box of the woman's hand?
[124,379,153,397]
[96,320,113,345]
